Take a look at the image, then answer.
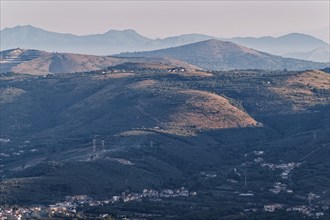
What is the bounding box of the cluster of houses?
[245,150,302,180]
[98,67,186,75]
[260,162,302,179]
[0,187,196,220]
[0,138,10,143]
[242,150,328,218]
[269,182,293,194]
[200,171,217,179]
[264,203,283,212]
[0,206,43,220]
[263,203,326,218]
[263,189,326,218]
[117,187,195,203]
[101,69,134,74]
[166,67,186,73]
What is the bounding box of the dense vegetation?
[0,68,329,219]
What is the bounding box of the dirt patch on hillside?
[92,73,136,80]
[287,70,330,89]
[167,90,258,130]
[129,80,158,89]
[270,70,330,110]
[117,130,156,136]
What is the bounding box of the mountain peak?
[14,24,34,28]
[104,29,145,38]
[280,32,315,38]
[119,39,326,71]
[201,39,235,45]
[278,32,327,42]
[202,39,223,44]
[184,39,255,54]
[10,25,43,31]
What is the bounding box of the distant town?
[0,187,196,219]
[1,183,328,220]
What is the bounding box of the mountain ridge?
[0,48,200,74]
[225,32,328,57]
[1,25,328,62]
[1,42,328,74]
[119,39,328,71]
[283,46,330,62]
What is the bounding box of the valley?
[2,0,330,218]
[0,67,329,219]
[1,1,329,219]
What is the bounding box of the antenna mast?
[101,140,105,151]
[92,138,96,153]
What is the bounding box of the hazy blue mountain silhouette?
[224,33,328,56]
[119,39,328,70]
[1,25,328,62]
[1,25,212,55]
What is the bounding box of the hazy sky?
[1,1,329,42]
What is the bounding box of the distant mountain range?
[119,39,328,71]
[0,25,212,55]
[1,39,327,74]
[283,46,330,63]
[223,33,328,57]
[1,25,329,62]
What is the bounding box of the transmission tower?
[101,140,105,151]
[92,138,96,153]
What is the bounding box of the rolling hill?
[0,67,329,207]
[0,66,329,219]
[119,39,328,70]
[0,48,199,74]
[0,48,48,73]
[1,41,327,75]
